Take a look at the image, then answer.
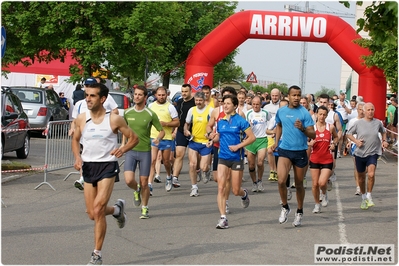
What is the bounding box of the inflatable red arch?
[184,10,387,120]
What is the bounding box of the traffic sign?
[1,26,6,58]
[246,71,257,83]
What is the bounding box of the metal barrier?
[35,120,73,190]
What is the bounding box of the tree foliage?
[314,86,338,98]
[1,1,243,88]
[341,1,398,92]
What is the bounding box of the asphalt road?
[1,138,398,265]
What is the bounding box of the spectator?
[73,84,85,105]
[37,77,46,88]
[59,92,70,111]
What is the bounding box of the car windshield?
[12,89,43,104]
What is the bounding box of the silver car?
[109,89,133,116]
[10,87,69,133]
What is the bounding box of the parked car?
[1,86,31,159]
[171,91,182,105]
[108,89,133,116]
[9,86,69,133]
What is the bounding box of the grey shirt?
[347,118,386,157]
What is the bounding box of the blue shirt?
[275,105,314,151]
[217,113,250,161]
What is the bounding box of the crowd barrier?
[380,127,398,163]
[34,120,73,190]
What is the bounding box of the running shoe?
[203,170,211,184]
[252,182,258,192]
[257,180,264,191]
[74,180,84,191]
[88,252,102,265]
[149,183,153,196]
[165,178,173,192]
[190,187,199,197]
[279,206,291,224]
[355,187,361,196]
[361,199,369,210]
[268,171,275,181]
[312,204,321,214]
[244,157,248,164]
[367,198,375,207]
[327,180,333,191]
[140,207,149,219]
[200,170,206,183]
[196,170,202,182]
[172,176,181,188]
[287,187,292,200]
[225,201,230,214]
[292,212,303,227]
[241,189,250,208]
[154,175,161,183]
[303,177,307,189]
[113,199,126,229]
[216,217,229,229]
[330,172,337,182]
[291,182,296,188]
[337,151,341,158]
[133,185,141,207]
[321,193,328,207]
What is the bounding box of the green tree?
[265,82,289,95]
[1,2,242,88]
[341,1,398,92]
[314,86,337,98]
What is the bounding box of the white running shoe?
[279,206,291,224]
[321,193,328,207]
[287,187,292,200]
[292,212,303,227]
[252,182,258,192]
[190,187,199,197]
[257,180,264,191]
[312,204,321,213]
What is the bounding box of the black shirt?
[175,97,195,133]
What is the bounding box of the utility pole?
[284,2,355,94]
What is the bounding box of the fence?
[34,120,73,190]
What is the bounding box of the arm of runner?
[110,114,138,157]
[72,114,84,171]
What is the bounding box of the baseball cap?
[84,77,98,85]
[339,90,346,94]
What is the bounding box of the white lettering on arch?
[250,14,263,35]
[313,17,327,38]
[299,17,313,37]
[250,14,327,38]
[264,15,277,35]
[278,16,291,36]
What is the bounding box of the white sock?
[366,192,372,199]
[362,194,367,200]
[192,184,198,189]
[94,250,101,257]
[221,215,227,219]
[113,205,120,216]
[79,176,84,183]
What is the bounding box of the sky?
[234,1,356,94]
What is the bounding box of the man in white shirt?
[70,78,119,190]
[263,88,280,181]
[334,91,351,157]
[37,77,46,88]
